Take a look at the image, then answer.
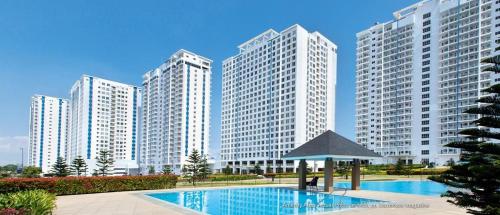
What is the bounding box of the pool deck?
[55,184,467,215]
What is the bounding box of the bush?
[386,168,447,175]
[0,190,56,215]
[0,175,177,195]
[206,174,259,181]
[20,167,41,178]
[263,173,276,178]
[0,208,28,215]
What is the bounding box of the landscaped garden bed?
[0,175,177,195]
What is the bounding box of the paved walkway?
[55,184,467,215]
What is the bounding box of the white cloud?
[0,136,28,165]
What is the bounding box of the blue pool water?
[335,180,448,196]
[147,187,381,215]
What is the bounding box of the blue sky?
[0,0,419,165]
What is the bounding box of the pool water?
[147,187,381,215]
[335,180,448,196]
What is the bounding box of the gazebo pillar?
[298,159,307,190]
[351,159,361,190]
[324,158,334,192]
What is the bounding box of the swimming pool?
[335,180,448,196]
[147,187,382,215]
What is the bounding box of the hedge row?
[207,174,260,181]
[0,175,177,195]
[386,168,447,175]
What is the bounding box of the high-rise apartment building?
[221,24,337,173]
[70,75,141,175]
[29,95,70,173]
[140,49,212,174]
[355,0,497,165]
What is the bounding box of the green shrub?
[386,168,447,175]
[263,173,276,178]
[0,190,56,215]
[20,167,41,178]
[0,175,177,195]
[207,174,259,181]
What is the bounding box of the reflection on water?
[148,187,381,215]
[335,180,448,196]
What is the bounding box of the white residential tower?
[70,75,141,175]
[355,0,498,165]
[29,95,70,173]
[221,24,337,173]
[140,49,212,174]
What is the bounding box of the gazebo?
[283,130,381,192]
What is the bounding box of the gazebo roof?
[283,130,381,160]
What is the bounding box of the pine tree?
[51,157,69,177]
[148,165,155,175]
[162,165,172,175]
[199,156,210,180]
[70,156,87,176]
[394,159,405,174]
[95,150,114,176]
[430,55,500,215]
[254,164,262,175]
[222,165,231,175]
[184,149,203,185]
[265,165,272,174]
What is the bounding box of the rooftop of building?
[79,74,140,88]
[32,94,70,101]
[356,0,432,37]
[234,24,336,57]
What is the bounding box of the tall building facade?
[70,75,141,175]
[140,50,212,174]
[29,95,70,173]
[221,24,337,173]
[355,0,497,165]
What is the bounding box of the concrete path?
[55,184,467,215]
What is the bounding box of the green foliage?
[148,166,155,175]
[0,165,18,173]
[199,156,210,180]
[95,150,114,176]
[0,165,17,179]
[70,156,87,176]
[336,161,350,179]
[446,158,456,167]
[394,159,405,173]
[253,164,262,175]
[222,165,232,175]
[263,173,276,178]
[266,165,272,173]
[208,174,259,181]
[428,162,435,168]
[263,173,277,178]
[429,76,500,214]
[183,149,210,185]
[21,166,41,178]
[51,157,69,177]
[0,175,177,195]
[0,190,56,215]
[161,165,172,175]
[387,168,446,175]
